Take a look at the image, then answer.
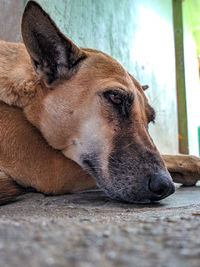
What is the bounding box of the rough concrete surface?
[0,186,200,267]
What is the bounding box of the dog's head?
[22,1,175,203]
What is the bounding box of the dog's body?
[0,41,96,203]
[0,102,96,195]
[0,1,199,205]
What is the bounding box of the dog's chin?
[99,186,153,204]
[88,175,154,204]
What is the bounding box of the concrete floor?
[0,186,200,267]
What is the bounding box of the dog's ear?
[142,85,149,91]
[22,1,85,85]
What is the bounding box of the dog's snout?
[148,172,175,201]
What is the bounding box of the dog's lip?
[81,156,175,204]
[108,194,157,204]
[101,182,175,204]
[82,159,99,177]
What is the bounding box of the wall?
[182,2,200,155]
[0,0,24,42]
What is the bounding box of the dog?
[0,0,183,204]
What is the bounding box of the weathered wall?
[0,0,24,42]
[183,2,200,156]
[30,0,178,154]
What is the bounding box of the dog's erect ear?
[142,85,149,91]
[22,1,85,85]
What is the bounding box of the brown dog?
[1,0,196,205]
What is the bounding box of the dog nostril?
[146,172,175,201]
[148,173,171,197]
[149,180,165,195]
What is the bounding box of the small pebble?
[107,251,116,260]
[102,230,110,237]
[165,216,180,222]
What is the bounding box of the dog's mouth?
[81,154,101,178]
[82,159,98,177]
[80,154,175,204]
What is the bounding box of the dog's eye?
[103,90,133,118]
[109,94,122,105]
[103,90,123,105]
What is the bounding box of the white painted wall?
[183,5,200,156]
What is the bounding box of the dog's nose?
[148,172,175,200]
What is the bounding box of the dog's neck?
[0,41,41,108]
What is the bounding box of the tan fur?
[0,41,130,202]
[0,40,155,203]
[0,41,39,107]
[0,101,96,199]
[0,170,22,205]
[162,154,200,186]
[0,40,170,204]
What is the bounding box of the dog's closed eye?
[103,89,133,118]
[109,94,122,105]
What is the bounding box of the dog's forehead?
[81,49,136,92]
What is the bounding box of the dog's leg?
[162,154,200,186]
[0,103,96,204]
[0,170,23,204]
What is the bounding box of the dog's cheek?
[63,116,114,177]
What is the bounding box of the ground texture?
[0,186,200,267]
